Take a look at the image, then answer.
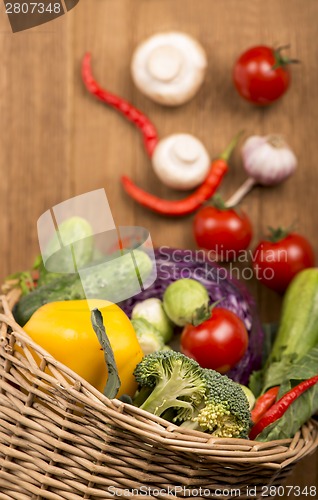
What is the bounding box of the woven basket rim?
[1,289,318,471]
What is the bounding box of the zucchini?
[267,268,318,365]
[250,268,318,396]
[14,250,153,326]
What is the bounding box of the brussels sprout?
[163,278,209,327]
[132,318,165,355]
[132,298,173,343]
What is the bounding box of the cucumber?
[14,250,154,326]
[267,268,318,365]
[39,216,94,280]
[37,267,65,286]
[13,274,82,325]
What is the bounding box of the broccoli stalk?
[181,369,252,438]
[133,351,206,419]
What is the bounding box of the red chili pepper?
[251,386,279,424]
[81,53,159,157]
[249,375,318,440]
[121,133,241,217]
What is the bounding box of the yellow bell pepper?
[23,299,143,398]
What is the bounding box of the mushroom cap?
[131,32,207,106]
[152,134,211,190]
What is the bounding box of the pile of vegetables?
[7,213,318,443]
[122,255,318,441]
[6,41,318,446]
[130,276,250,374]
[123,247,264,386]
[131,348,318,442]
[129,268,318,442]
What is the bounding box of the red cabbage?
[121,247,263,385]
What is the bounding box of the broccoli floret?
[181,369,252,438]
[133,351,207,419]
[133,353,252,439]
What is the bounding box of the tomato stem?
[192,304,211,326]
[273,45,300,69]
[267,226,290,243]
[210,298,225,314]
[192,299,225,327]
[211,194,228,211]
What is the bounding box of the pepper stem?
[91,308,121,399]
[226,177,257,208]
[219,130,245,162]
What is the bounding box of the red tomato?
[233,45,293,105]
[193,206,253,261]
[252,232,315,293]
[181,308,249,373]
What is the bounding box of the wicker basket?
[1,250,318,500]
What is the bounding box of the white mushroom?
[131,32,207,106]
[152,134,211,190]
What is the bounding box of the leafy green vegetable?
[256,345,318,441]
[250,354,298,396]
[5,271,36,295]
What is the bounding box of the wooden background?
[0,0,317,494]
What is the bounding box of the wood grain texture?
[0,0,317,494]
[0,7,72,277]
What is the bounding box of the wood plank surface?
[0,0,317,496]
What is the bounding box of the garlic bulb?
[226,135,297,207]
[242,135,297,186]
[152,134,211,190]
[131,32,207,106]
